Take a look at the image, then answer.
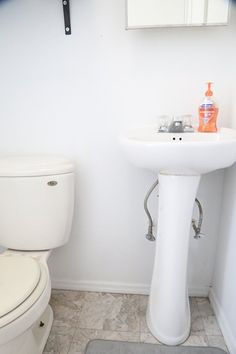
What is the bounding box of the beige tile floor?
[43,290,228,354]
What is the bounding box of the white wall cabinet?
[126,0,230,29]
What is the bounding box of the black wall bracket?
[62,0,71,35]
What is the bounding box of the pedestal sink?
[119,126,236,345]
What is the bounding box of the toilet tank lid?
[0,156,75,177]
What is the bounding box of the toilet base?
[0,305,53,354]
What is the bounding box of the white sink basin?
[120,126,236,174]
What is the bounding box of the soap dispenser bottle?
[198,82,218,132]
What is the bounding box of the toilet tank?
[0,156,75,250]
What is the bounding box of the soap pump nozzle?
[205,82,213,97]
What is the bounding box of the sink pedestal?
[146,172,200,345]
[120,125,236,344]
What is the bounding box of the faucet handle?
[157,115,171,133]
[182,114,195,132]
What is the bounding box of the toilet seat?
[0,255,48,328]
[0,256,41,317]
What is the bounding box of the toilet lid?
[0,256,41,317]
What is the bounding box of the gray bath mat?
[85,340,227,354]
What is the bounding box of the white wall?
[0,0,235,295]
[211,164,236,353]
[211,82,236,353]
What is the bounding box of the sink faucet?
[169,119,184,133]
[158,115,194,133]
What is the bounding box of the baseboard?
[51,278,210,297]
[188,286,210,297]
[52,279,150,295]
[209,288,236,354]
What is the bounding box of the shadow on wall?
[213,163,236,300]
[0,0,12,5]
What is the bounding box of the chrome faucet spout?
[169,120,183,133]
[158,115,195,133]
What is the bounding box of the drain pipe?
[192,198,204,239]
[144,179,159,241]
[144,181,204,241]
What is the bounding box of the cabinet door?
[127,0,186,28]
[207,0,230,25]
[126,0,230,28]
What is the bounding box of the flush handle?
[47,181,58,186]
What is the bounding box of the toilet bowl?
[0,156,75,354]
[0,251,52,354]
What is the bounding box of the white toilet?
[0,156,75,354]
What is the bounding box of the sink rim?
[119,126,236,175]
[120,126,236,145]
